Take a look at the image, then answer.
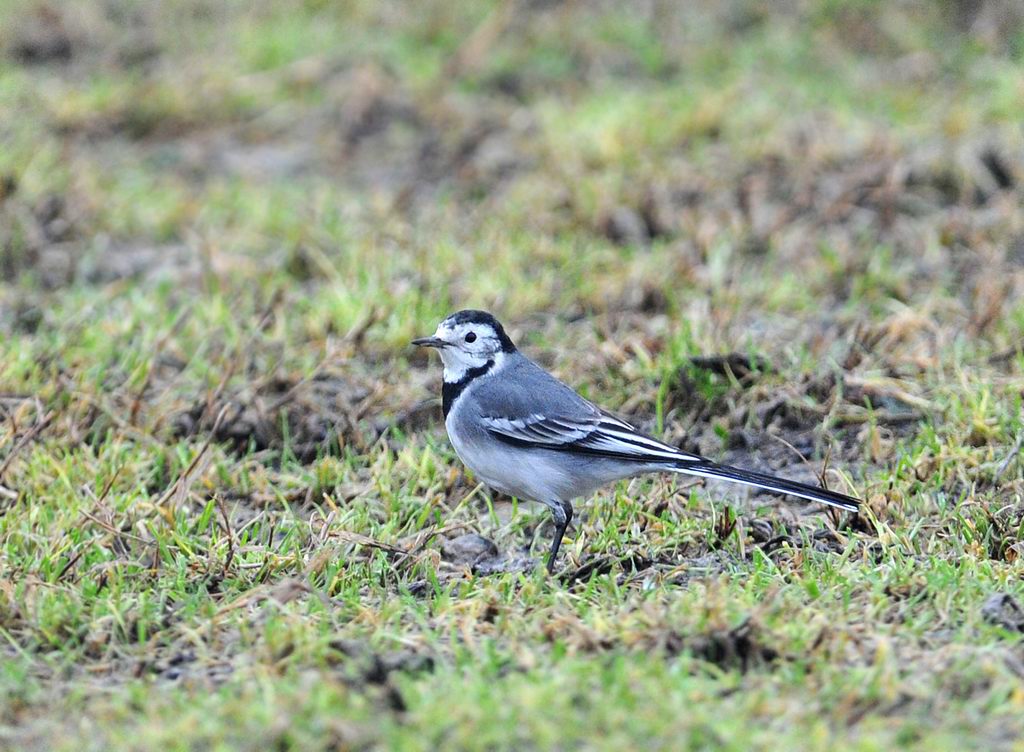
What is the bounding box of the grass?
[2,0,1024,749]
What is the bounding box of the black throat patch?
[442,359,494,417]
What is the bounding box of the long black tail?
[672,460,860,512]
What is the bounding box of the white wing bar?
[482,413,703,462]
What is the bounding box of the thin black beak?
[412,336,447,348]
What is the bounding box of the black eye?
[465,332,477,343]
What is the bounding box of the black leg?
[546,501,573,574]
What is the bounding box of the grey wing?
[473,355,702,462]
[481,411,703,463]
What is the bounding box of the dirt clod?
[683,618,780,672]
[441,534,499,566]
[690,353,773,380]
[7,5,75,64]
[601,206,650,246]
[981,593,1024,632]
[438,533,539,575]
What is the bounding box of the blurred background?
[4,0,1024,448]
[2,1,1022,317]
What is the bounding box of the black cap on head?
[444,309,517,352]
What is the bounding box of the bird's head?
[413,309,516,380]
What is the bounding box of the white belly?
[446,413,535,498]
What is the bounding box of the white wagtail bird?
[414,310,860,573]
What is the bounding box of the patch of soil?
[588,130,1023,320]
[0,185,203,290]
[672,617,781,672]
[981,593,1024,632]
[58,241,199,287]
[324,64,537,211]
[756,525,849,556]
[563,549,677,583]
[441,533,537,575]
[327,638,436,681]
[327,638,436,713]
[669,336,929,483]
[5,2,162,73]
[0,191,83,286]
[547,604,783,673]
[441,533,498,566]
[984,503,1024,562]
[689,352,774,381]
[5,4,75,64]
[173,370,374,462]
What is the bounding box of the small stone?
[601,206,650,246]
[981,593,1024,632]
[441,534,498,565]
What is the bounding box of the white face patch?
[435,320,505,382]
